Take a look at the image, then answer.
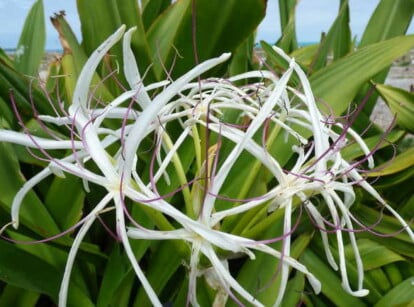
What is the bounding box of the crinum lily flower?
[1,25,413,307]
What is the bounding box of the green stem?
[162,132,195,219]
[224,113,287,233]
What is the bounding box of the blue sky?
[0,0,413,49]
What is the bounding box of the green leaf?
[97,245,133,307]
[0,59,52,122]
[368,147,414,177]
[373,166,414,189]
[260,40,301,85]
[375,83,414,133]
[228,34,255,78]
[44,175,85,230]
[310,0,351,72]
[14,0,45,76]
[0,285,39,307]
[133,241,182,306]
[0,96,15,125]
[290,43,319,67]
[142,0,170,30]
[0,142,60,236]
[356,0,414,116]
[50,13,114,103]
[375,277,414,307]
[383,263,404,287]
[340,130,404,162]
[0,239,59,299]
[0,240,94,306]
[76,0,123,56]
[281,272,305,307]
[234,226,311,306]
[277,0,298,52]
[309,35,414,116]
[359,0,414,47]
[147,0,266,79]
[345,239,405,270]
[300,249,367,307]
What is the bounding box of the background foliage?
[0,0,413,306]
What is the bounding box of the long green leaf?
[301,249,367,307]
[375,277,414,307]
[76,0,123,56]
[0,285,39,307]
[310,0,351,72]
[356,0,414,116]
[375,83,414,133]
[0,60,52,123]
[345,239,406,270]
[142,0,171,30]
[14,0,45,76]
[0,240,94,306]
[359,0,414,47]
[147,0,266,79]
[309,35,414,115]
[50,13,114,103]
[368,147,414,177]
[44,175,85,230]
[277,0,298,52]
[0,142,60,236]
[133,241,182,306]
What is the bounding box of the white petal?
[123,27,152,109]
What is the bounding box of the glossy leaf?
[14,0,45,76]
[375,277,414,307]
[309,35,414,115]
[133,241,182,306]
[147,0,266,79]
[375,83,414,133]
[356,0,414,116]
[0,142,60,236]
[310,0,351,72]
[50,12,114,102]
[44,175,85,230]
[359,0,414,47]
[341,130,404,162]
[142,0,170,30]
[277,0,298,52]
[368,147,414,177]
[0,240,94,306]
[345,239,405,270]
[300,249,366,307]
[0,60,52,122]
[0,285,39,307]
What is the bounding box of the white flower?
[1,25,413,307]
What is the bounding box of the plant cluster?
[0,1,413,306]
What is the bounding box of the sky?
[0,0,413,50]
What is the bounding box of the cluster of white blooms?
[1,26,412,307]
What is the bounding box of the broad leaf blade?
[277,0,298,52]
[147,0,266,79]
[309,35,414,115]
[14,0,45,76]
[375,277,414,307]
[368,147,414,177]
[356,0,414,116]
[375,83,414,133]
[359,0,414,47]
